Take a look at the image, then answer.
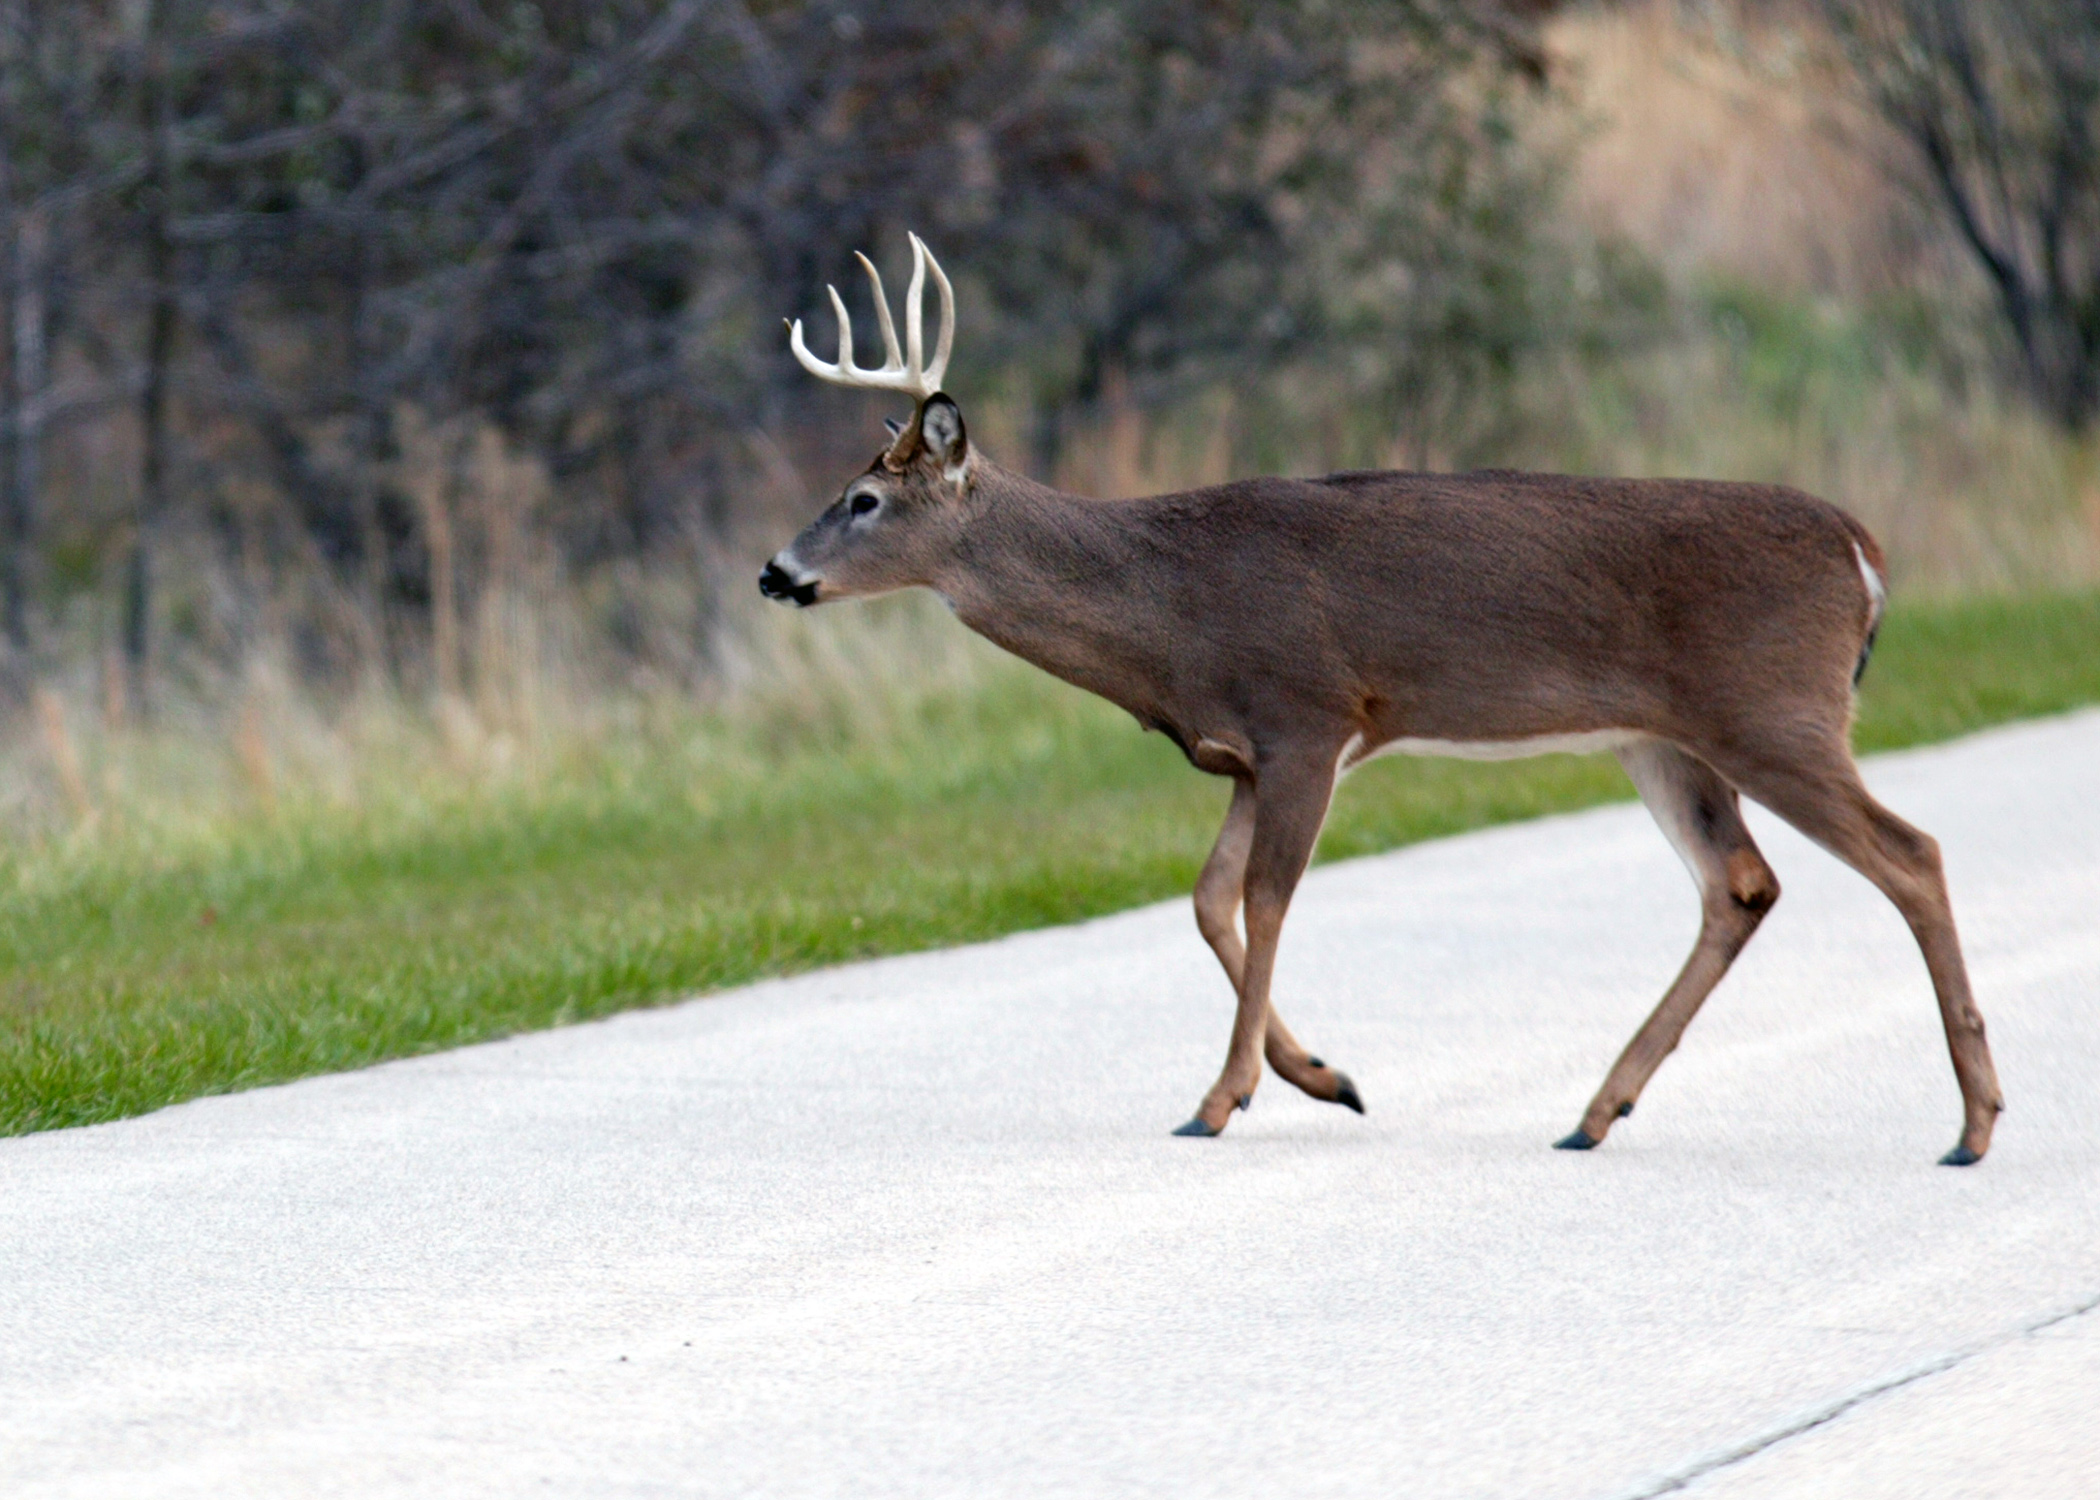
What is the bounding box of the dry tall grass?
[9,350,2090,866]
[0,398,1030,864]
[1549,0,1941,298]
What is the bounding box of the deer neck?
[935,466,1166,716]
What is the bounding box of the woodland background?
[1,0,2097,840]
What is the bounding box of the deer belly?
[1347,728,1643,769]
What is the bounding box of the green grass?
[4,590,2098,1135]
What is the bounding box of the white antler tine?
[904,235,927,389]
[787,316,834,381]
[914,234,954,392]
[825,283,854,375]
[855,252,903,373]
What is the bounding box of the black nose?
[759,560,818,607]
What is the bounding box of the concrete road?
[3,712,2097,1499]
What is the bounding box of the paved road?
[3,712,2097,1499]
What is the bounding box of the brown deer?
[760,237,2002,1165]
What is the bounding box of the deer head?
[761,236,974,607]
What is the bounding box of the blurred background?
[6,0,2100,1131]
[1,0,2097,841]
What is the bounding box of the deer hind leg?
[1713,738,2003,1165]
[1176,748,1347,1136]
[1559,741,1780,1152]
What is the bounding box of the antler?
[787,233,955,399]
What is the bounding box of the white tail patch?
[1851,541,1886,687]
[1853,541,1886,626]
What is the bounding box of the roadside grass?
[3,589,2097,1135]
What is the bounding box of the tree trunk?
[0,113,41,681]
[0,156,23,672]
[126,0,177,716]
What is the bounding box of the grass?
[3,589,2098,1135]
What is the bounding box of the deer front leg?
[1175,747,1341,1137]
[1188,777,1364,1124]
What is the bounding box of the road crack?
[1608,1289,2100,1499]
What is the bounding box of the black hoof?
[1554,1128,1598,1151]
[1939,1144,1982,1167]
[1332,1072,1365,1115]
[1172,1117,1220,1138]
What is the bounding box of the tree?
[1826,0,2100,428]
[0,0,110,687]
[0,0,1563,700]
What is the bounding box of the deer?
[760,235,2003,1165]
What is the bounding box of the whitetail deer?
[761,236,2002,1164]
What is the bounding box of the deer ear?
[881,394,970,477]
[918,394,967,470]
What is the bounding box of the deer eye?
[849,492,880,518]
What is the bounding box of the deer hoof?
[1939,1143,1982,1167]
[1172,1116,1221,1138]
[1332,1072,1365,1115]
[1554,1128,1599,1151]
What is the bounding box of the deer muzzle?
[759,556,820,607]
